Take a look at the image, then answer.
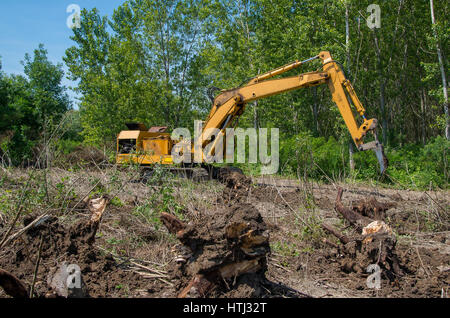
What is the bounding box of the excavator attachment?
[358,132,388,174]
[373,142,388,174]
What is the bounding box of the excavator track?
[138,165,244,183]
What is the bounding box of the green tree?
[0,45,70,165]
[64,1,213,145]
[23,44,70,125]
[61,0,448,187]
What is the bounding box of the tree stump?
[322,187,403,279]
[161,202,271,298]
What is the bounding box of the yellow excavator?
[116,51,388,177]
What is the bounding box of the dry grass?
[0,165,449,298]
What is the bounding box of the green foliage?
[387,137,449,188]
[351,137,448,188]
[0,191,13,217]
[22,44,70,123]
[64,1,213,145]
[133,201,162,229]
[159,185,185,221]
[280,133,448,189]
[270,241,300,258]
[280,132,347,180]
[110,196,124,207]
[132,167,184,228]
[0,45,71,166]
[56,139,82,155]
[1,1,448,190]
[54,176,76,202]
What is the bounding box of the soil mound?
[0,213,146,298]
[161,171,310,298]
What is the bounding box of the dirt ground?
[252,176,449,298]
[0,167,448,298]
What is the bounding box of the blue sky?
[0,0,126,105]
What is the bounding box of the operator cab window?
[118,139,137,154]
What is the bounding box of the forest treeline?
[0,0,448,188]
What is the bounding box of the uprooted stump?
[161,168,311,298]
[161,202,271,298]
[0,196,143,298]
[322,187,403,280]
[216,168,253,203]
[351,196,396,221]
[216,167,249,189]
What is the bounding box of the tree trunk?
[321,222,350,244]
[430,0,449,139]
[374,33,388,144]
[421,89,427,145]
[349,141,355,172]
[253,101,259,130]
[345,3,354,173]
[372,0,405,145]
[380,79,387,143]
[313,87,318,135]
[345,4,351,75]
[335,188,373,230]
[0,269,29,298]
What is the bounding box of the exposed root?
[0,269,28,298]
[325,187,403,279]
[334,187,372,230]
[0,196,148,298]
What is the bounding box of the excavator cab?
[116,123,174,165]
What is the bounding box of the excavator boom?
[200,51,387,173]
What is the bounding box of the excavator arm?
[200,51,387,173]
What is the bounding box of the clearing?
[0,166,448,298]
